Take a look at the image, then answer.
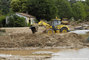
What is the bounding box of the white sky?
[68,0,86,1]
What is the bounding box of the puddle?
[0,48,60,60]
[70,30,89,34]
[0,48,60,56]
[49,48,89,60]
[0,48,89,60]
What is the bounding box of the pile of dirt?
[55,33,84,48]
[0,33,88,48]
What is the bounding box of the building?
[16,13,36,25]
[6,13,36,25]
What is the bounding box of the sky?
[68,0,86,1]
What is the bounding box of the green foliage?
[0,0,89,22]
[0,15,6,27]
[10,0,89,21]
[28,0,58,20]
[86,0,89,6]
[55,0,73,18]
[10,0,28,12]
[11,0,58,20]
[0,10,2,15]
[0,0,10,15]
[84,1,89,21]
[27,23,31,27]
[72,2,87,20]
[7,14,26,27]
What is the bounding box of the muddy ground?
[0,29,89,48]
[0,23,89,60]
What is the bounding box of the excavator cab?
[51,19,61,26]
[47,19,70,34]
[48,19,62,33]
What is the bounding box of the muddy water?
[49,48,89,60]
[0,48,60,56]
[0,48,60,60]
[0,48,89,60]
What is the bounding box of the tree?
[7,14,26,27]
[11,0,58,20]
[0,10,2,16]
[0,15,6,27]
[0,0,10,15]
[72,2,87,20]
[84,0,89,21]
[55,0,73,19]
[10,0,29,13]
[28,0,58,20]
[86,0,89,6]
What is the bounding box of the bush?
[72,2,87,20]
[27,23,31,27]
[0,15,6,27]
[0,29,6,32]
[7,14,26,27]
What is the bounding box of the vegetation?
[55,0,73,18]
[0,0,89,27]
[0,0,10,15]
[72,2,87,20]
[10,0,28,12]
[7,14,26,27]
[10,0,89,21]
[0,15,6,27]
[11,0,58,20]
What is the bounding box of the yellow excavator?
[38,19,69,34]
[30,19,70,34]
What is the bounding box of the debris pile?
[0,33,88,48]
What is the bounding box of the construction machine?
[30,18,69,34]
[38,19,70,34]
[30,23,38,34]
[62,18,69,25]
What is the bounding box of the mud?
[0,48,60,60]
[0,26,89,60]
[0,32,89,48]
[0,48,89,60]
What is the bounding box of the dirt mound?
[0,33,88,48]
[55,33,84,47]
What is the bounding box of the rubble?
[0,32,88,48]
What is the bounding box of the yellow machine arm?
[38,20,50,26]
[38,20,52,29]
